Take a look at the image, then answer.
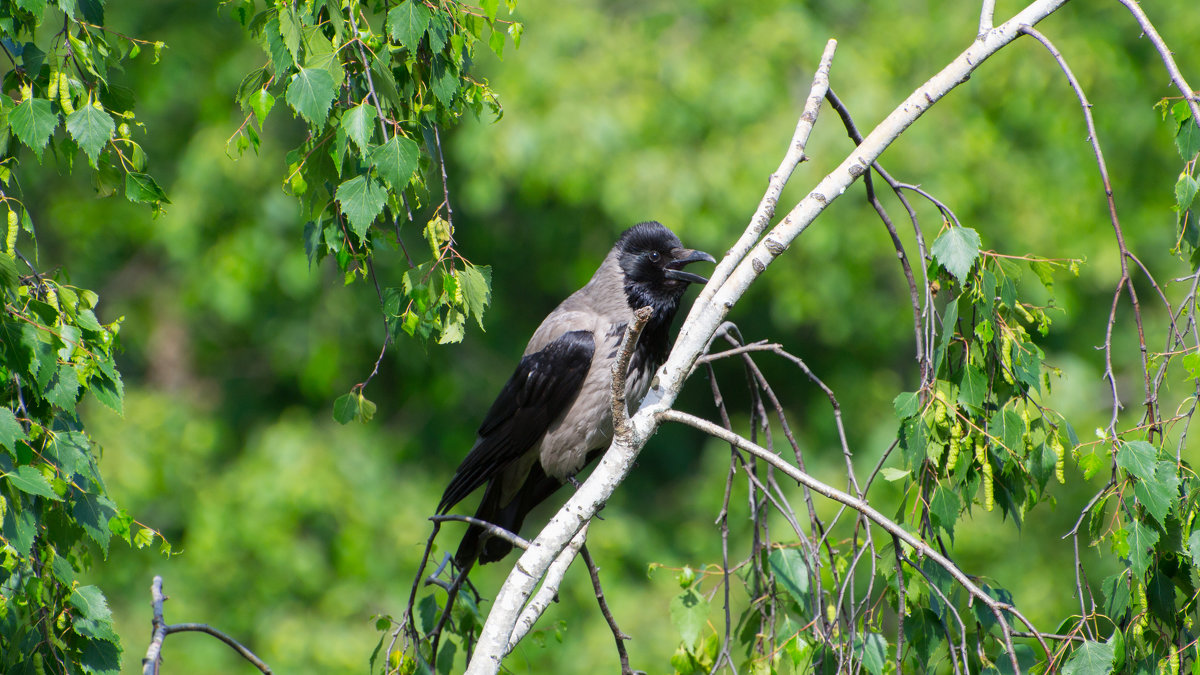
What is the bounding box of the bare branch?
[693,39,838,306]
[580,545,633,675]
[1114,0,1200,124]
[979,0,996,35]
[505,524,589,653]
[657,409,1054,663]
[142,576,273,675]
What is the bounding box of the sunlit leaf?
[1115,441,1157,480]
[286,67,337,128]
[125,172,168,204]
[367,134,420,191]
[458,263,491,329]
[388,1,432,49]
[931,226,981,283]
[10,97,58,158]
[669,588,709,647]
[249,88,275,129]
[336,175,387,238]
[1126,518,1158,578]
[342,103,377,152]
[7,465,62,500]
[1062,640,1115,675]
[66,103,115,165]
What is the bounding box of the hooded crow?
[438,221,715,567]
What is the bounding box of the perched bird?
[438,222,715,568]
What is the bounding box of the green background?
[16,0,1199,672]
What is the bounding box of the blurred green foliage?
[3,0,1199,673]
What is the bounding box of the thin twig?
[658,410,1055,664]
[580,545,633,675]
[142,576,272,675]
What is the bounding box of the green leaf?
[458,263,492,329]
[333,391,377,425]
[1062,640,1116,675]
[1077,446,1107,481]
[389,1,432,49]
[1133,461,1180,527]
[10,97,58,158]
[1146,567,1174,624]
[66,103,115,166]
[958,364,987,410]
[91,370,124,415]
[933,298,958,375]
[1116,441,1157,480]
[7,465,62,500]
[1126,518,1159,578]
[879,467,910,482]
[1178,173,1199,214]
[1029,259,1055,291]
[893,392,920,419]
[2,499,37,556]
[1176,111,1200,159]
[1100,573,1130,620]
[333,392,356,424]
[263,17,294,73]
[74,491,116,553]
[0,254,17,290]
[1188,529,1200,567]
[0,407,26,452]
[431,55,458,107]
[335,175,387,238]
[47,363,81,413]
[341,103,377,152]
[303,27,344,84]
[669,588,709,647]
[356,394,377,423]
[278,6,303,62]
[286,67,337,128]
[125,172,168,204]
[249,88,275,129]
[903,608,944,665]
[929,485,962,540]
[930,227,981,283]
[480,0,499,20]
[853,633,886,675]
[439,308,467,344]
[367,134,420,191]
[70,585,118,641]
[79,636,121,675]
[768,548,812,611]
[488,25,506,59]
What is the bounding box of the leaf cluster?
[0,240,172,672]
[0,0,168,211]
[0,2,172,670]
[227,0,511,355]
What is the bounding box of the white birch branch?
[505,524,589,652]
[465,1,1069,672]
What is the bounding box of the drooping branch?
[1114,0,1200,125]
[656,409,1053,672]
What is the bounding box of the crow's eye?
[647,250,661,263]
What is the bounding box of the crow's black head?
[615,221,716,313]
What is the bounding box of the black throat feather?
[623,282,683,372]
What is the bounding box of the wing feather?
[437,329,595,513]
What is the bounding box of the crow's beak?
[664,248,717,285]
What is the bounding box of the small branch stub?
[611,306,654,438]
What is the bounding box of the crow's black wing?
[437,329,595,513]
